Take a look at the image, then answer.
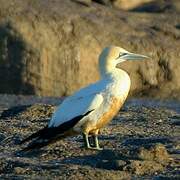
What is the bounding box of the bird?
[20,46,149,151]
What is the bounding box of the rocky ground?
[0,94,179,179]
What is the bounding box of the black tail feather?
[20,110,94,151]
[21,138,55,152]
[21,139,50,152]
[21,133,66,152]
[19,126,48,145]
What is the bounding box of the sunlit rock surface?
[0,0,179,98]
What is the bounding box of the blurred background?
[0,0,180,99]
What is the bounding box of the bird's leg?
[88,129,103,150]
[92,134,103,150]
[82,132,102,150]
[82,133,91,149]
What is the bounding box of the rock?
[0,0,180,98]
[124,160,164,175]
[114,160,127,170]
[122,144,172,175]
[0,158,8,173]
[137,144,171,163]
[14,167,27,174]
[0,133,6,141]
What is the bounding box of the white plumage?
[49,93,103,127]
[21,46,149,151]
[49,70,130,130]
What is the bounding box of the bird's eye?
[116,53,127,60]
[119,53,127,57]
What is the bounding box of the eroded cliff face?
[0,0,179,98]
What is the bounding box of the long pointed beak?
[122,52,150,61]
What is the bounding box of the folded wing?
[49,93,103,127]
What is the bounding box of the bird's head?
[99,46,149,76]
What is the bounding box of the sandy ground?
[0,94,179,179]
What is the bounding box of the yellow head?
[99,46,149,76]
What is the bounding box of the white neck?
[99,59,117,78]
[98,55,131,96]
[99,61,131,98]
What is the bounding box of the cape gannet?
[20,46,149,151]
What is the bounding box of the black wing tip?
[19,137,30,145]
[21,139,50,152]
[84,109,94,116]
[19,126,48,145]
[20,110,94,150]
[19,136,34,146]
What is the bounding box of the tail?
[20,126,62,152]
[19,126,48,145]
[20,110,94,151]
[21,133,66,152]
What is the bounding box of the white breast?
[73,69,131,132]
[105,69,131,98]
